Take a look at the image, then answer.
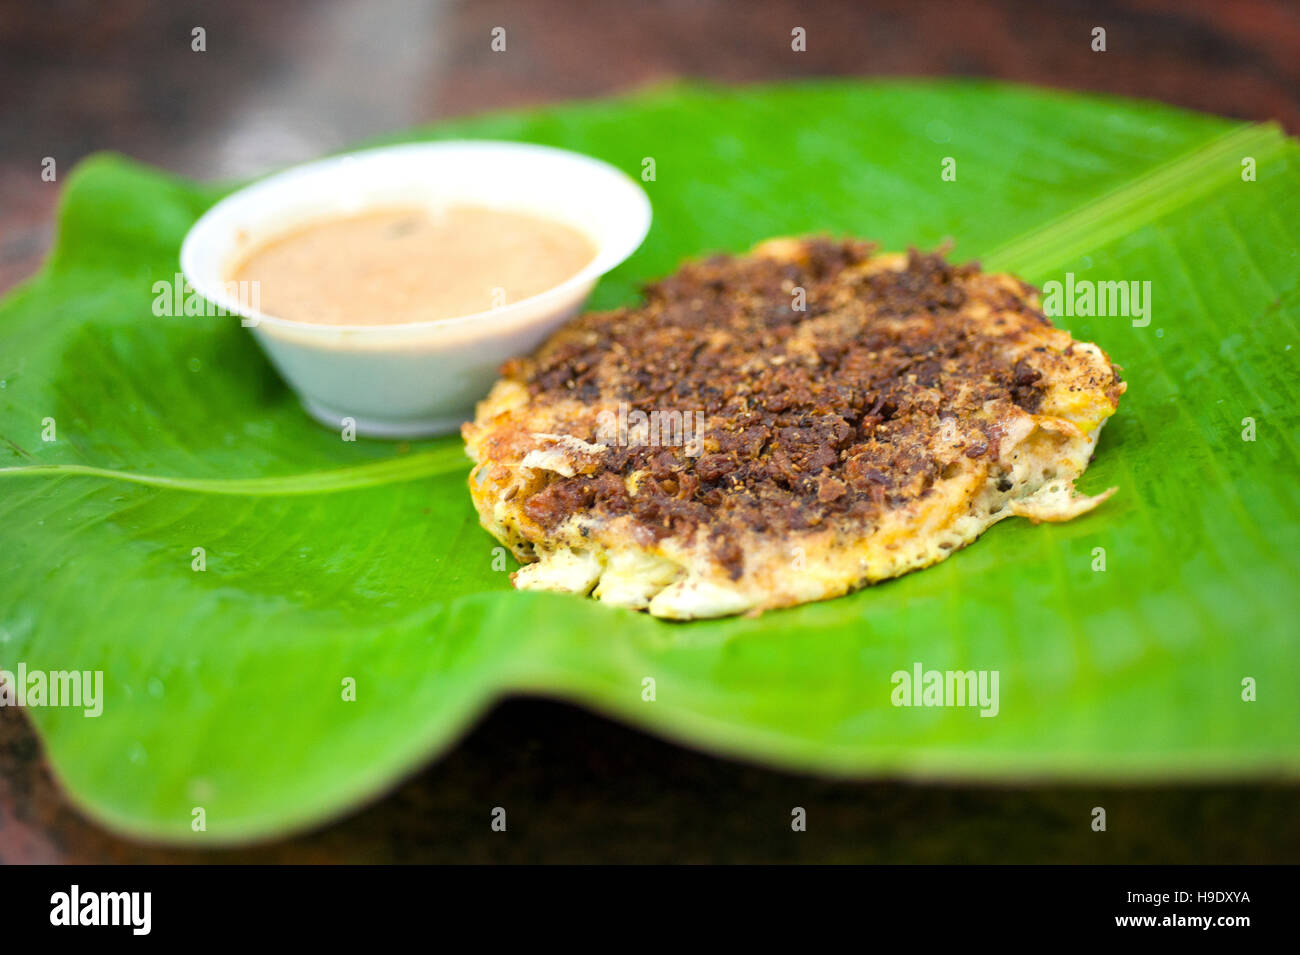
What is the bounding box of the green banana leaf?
[1,81,1297,844]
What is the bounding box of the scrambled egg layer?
[463,239,1125,620]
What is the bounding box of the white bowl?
[180,141,651,437]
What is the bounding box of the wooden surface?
[2,0,1298,863]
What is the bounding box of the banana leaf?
[1,81,1297,844]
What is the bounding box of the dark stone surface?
[4,700,1299,863]
[2,0,1298,862]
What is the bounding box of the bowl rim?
[178,139,653,335]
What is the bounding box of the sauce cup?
[180,141,651,437]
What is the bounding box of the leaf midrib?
[981,122,1289,276]
[0,444,467,495]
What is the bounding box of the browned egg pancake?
[463,238,1126,619]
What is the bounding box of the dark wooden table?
[2,0,1298,863]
